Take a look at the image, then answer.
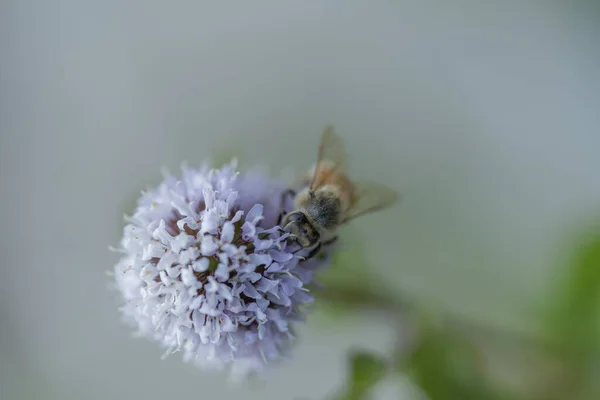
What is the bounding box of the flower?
[112,160,332,378]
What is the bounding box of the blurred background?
[1,1,599,399]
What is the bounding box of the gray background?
[1,1,599,399]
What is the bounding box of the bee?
[279,126,400,259]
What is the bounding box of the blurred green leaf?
[310,227,372,324]
[312,227,410,324]
[333,351,388,400]
[349,351,388,395]
[540,225,600,398]
[545,227,600,352]
[400,315,500,400]
[317,228,371,287]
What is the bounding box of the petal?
[256,297,270,311]
[255,277,279,293]
[178,314,193,330]
[218,284,233,302]
[257,323,266,340]
[238,272,262,283]
[165,264,181,278]
[214,263,229,281]
[199,294,221,316]
[152,219,172,244]
[199,319,212,344]
[192,257,209,272]
[254,238,273,251]
[205,277,219,293]
[140,263,158,282]
[179,246,200,265]
[237,263,257,274]
[230,210,244,223]
[156,252,177,271]
[268,292,291,307]
[171,233,193,253]
[270,250,293,263]
[249,253,272,267]
[170,191,193,217]
[228,298,244,313]
[292,267,312,283]
[200,236,218,256]
[214,199,229,218]
[237,314,255,325]
[292,290,314,303]
[267,310,288,332]
[142,243,166,260]
[159,270,171,285]
[217,251,229,266]
[219,314,236,332]
[192,310,206,335]
[241,221,256,241]
[247,303,267,323]
[245,204,263,224]
[201,211,219,235]
[281,275,303,294]
[210,319,221,343]
[177,216,200,232]
[232,283,246,297]
[202,187,215,209]
[220,243,238,257]
[190,295,203,310]
[221,221,235,243]
[242,284,262,300]
[266,262,284,272]
[181,267,197,287]
[226,191,238,209]
[227,334,238,351]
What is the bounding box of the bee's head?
[281,211,320,248]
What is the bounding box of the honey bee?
[279,126,400,259]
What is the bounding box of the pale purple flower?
[112,160,332,378]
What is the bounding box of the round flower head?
[112,160,332,378]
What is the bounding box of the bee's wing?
[341,180,400,223]
[309,126,348,190]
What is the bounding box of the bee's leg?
[285,235,304,254]
[322,236,338,247]
[301,236,338,262]
[278,189,297,227]
[292,242,306,254]
[292,246,306,255]
[280,189,296,209]
[277,210,285,226]
[304,242,322,260]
